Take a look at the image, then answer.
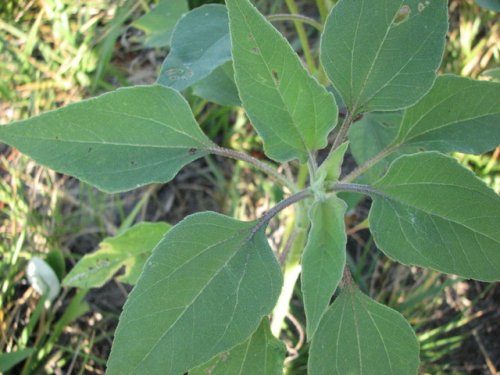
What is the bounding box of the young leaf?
[227,0,338,163]
[0,85,214,193]
[309,286,420,375]
[321,0,447,114]
[190,319,285,375]
[192,61,241,106]
[157,5,231,91]
[63,222,170,288]
[302,196,347,339]
[392,75,500,154]
[106,212,282,375]
[317,142,349,184]
[370,152,500,281]
[133,0,188,47]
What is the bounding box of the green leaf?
[317,142,349,184]
[370,152,500,281]
[475,0,500,11]
[107,212,282,375]
[157,5,231,91]
[192,61,241,106]
[63,222,170,288]
[190,319,285,375]
[45,249,66,281]
[133,0,188,47]
[302,196,347,339]
[392,75,500,154]
[348,112,412,183]
[227,0,338,163]
[0,85,214,193]
[0,348,35,372]
[321,0,447,114]
[309,286,420,375]
[349,112,399,181]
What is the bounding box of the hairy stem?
[271,201,309,336]
[208,146,298,192]
[329,182,378,196]
[284,0,316,73]
[341,145,397,183]
[252,189,312,236]
[340,265,354,289]
[267,13,323,32]
[330,110,354,153]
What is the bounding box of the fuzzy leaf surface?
[0,85,214,192]
[348,112,410,183]
[227,0,338,162]
[302,197,347,339]
[370,152,500,281]
[157,5,231,91]
[309,287,420,375]
[133,0,188,47]
[63,222,170,288]
[317,142,349,184]
[190,319,285,375]
[106,212,282,375]
[321,0,447,113]
[393,75,500,154]
[192,61,241,106]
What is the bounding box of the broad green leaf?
[302,196,347,339]
[349,112,399,182]
[321,0,447,114]
[107,212,282,375]
[317,142,349,184]
[309,286,420,375]
[227,0,338,163]
[392,75,500,154]
[475,0,500,11]
[348,112,412,183]
[0,348,35,372]
[0,85,214,193]
[63,222,170,288]
[190,319,285,375]
[157,5,231,91]
[192,61,241,106]
[370,152,500,281]
[133,0,188,47]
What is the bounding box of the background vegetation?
[0,0,498,373]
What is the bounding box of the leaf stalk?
[208,146,299,193]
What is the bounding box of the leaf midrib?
[126,225,258,374]
[374,189,500,245]
[231,0,313,158]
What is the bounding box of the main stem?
[330,111,354,154]
[271,201,308,336]
[271,164,309,337]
